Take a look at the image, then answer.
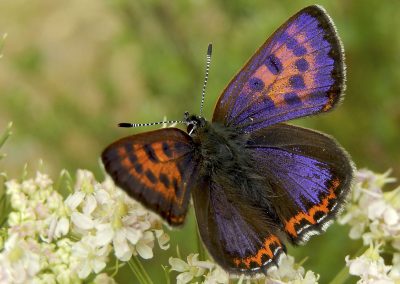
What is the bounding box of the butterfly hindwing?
[246,123,353,244]
[192,176,286,274]
[213,5,345,133]
[101,128,196,226]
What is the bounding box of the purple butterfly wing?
[246,124,354,244]
[212,5,345,133]
[192,177,286,274]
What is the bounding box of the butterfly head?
[184,111,206,136]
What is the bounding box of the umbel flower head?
[0,169,170,282]
[340,169,400,284]
[339,169,400,248]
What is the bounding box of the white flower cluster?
[339,169,399,247]
[345,243,400,283]
[266,255,319,284]
[340,169,400,283]
[0,169,170,283]
[66,170,169,277]
[169,253,318,284]
[169,253,229,284]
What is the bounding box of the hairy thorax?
[191,122,249,175]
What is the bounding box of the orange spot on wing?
[284,178,340,237]
[233,235,283,269]
[322,92,336,111]
[116,143,186,206]
[254,65,276,90]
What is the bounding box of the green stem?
[328,264,349,284]
[131,255,153,284]
[110,259,120,277]
[161,265,171,284]
[0,122,12,149]
[128,259,146,284]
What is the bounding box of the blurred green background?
[0,0,399,283]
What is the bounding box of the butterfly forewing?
[246,124,353,244]
[101,128,197,226]
[213,5,345,133]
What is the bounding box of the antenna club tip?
[207,43,213,56]
[118,123,133,128]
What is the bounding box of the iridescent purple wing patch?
[246,124,353,244]
[192,178,286,274]
[213,5,345,134]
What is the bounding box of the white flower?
[170,254,207,283]
[71,211,95,230]
[67,169,169,263]
[346,244,392,283]
[266,255,319,284]
[0,234,41,283]
[339,169,400,247]
[93,273,117,284]
[135,231,155,259]
[204,266,229,284]
[43,215,70,242]
[169,253,229,284]
[155,229,170,250]
[72,236,111,279]
[92,193,155,261]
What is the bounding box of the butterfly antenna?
[199,43,212,117]
[118,119,185,128]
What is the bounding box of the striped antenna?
[118,119,185,128]
[199,43,213,117]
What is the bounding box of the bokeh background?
[0,0,399,283]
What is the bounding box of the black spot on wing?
[284,93,301,105]
[295,58,309,72]
[172,178,182,198]
[162,142,173,158]
[145,170,157,184]
[144,144,158,162]
[293,218,310,234]
[134,162,143,174]
[159,173,170,188]
[313,210,325,223]
[289,75,305,89]
[128,153,138,164]
[249,77,265,91]
[286,36,307,56]
[265,54,283,75]
[124,143,133,154]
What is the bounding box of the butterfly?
[102,5,354,275]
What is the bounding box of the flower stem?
[0,122,12,150]
[328,264,349,284]
[130,255,154,284]
[128,259,147,284]
[161,265,171,284]
[110,259,120,277]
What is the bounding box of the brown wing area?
[101,128,197,226]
